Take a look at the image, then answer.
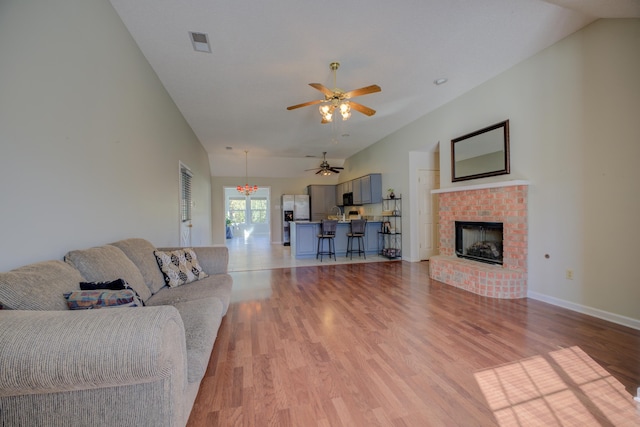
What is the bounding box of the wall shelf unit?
[379,197,401,259]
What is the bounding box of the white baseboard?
[527,291,640,331]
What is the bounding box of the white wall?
[0,0,212,271]
[345,19,640,322]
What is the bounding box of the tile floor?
[225,234,396,272]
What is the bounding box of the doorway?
[224,187,271,242]
[418,169,439,260]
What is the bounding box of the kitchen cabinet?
[336,182,344,206]
[336,174,382,206]
[351,173,382,205]
[336,181,354,206]
[352,177,362,205]
[307,185,337,221]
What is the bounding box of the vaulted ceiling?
[108,0,640,177]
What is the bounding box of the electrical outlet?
[566,269,574,280]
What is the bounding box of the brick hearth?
[430,181,529,299]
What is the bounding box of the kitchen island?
[290,221,382,259]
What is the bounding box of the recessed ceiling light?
[189,32,211,53]
[434,78,448,86]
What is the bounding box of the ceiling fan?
[287,62,381,123]
[305,152,344,175]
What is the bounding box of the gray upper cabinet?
[334,174,382,207]
[348,173,382,205]
[336,180,354,206]
[361,176,372,204]
[336,182,344,206]
[352,177,363,205]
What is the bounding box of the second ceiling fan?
[287,62,381,123]
[305,152,344,175]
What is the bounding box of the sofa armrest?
[157,246,229,275]
[0,306,187,396]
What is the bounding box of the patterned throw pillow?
[63,289,143,310]
[154,248,208,288]
[79,279,145,305]
[79,278,129,291]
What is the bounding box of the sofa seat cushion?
[65,245,152,302]
[0,261,83,310]
[171,298,224,383]
[110,238,166,295]
[145,274,232,315]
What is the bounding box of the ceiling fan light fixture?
[339,102,351,120]
[288,62,380,124]
[319,104,334,122]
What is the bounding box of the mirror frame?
[451,119,510,182]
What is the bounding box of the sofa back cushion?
[0,260,84,310]
[65,245,152,302]
[110,238,166,295]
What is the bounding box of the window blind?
[180,165,193,222]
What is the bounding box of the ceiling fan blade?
[309,83,334,97]
[331,166,344,170]
[304,167,321,171]
[343,84,381,99]
[349,101,376,116]
[287,99,324,110]
[315,170,322,175]
[329,168,341,173]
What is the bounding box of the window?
[180,164,193,222]
[228,198,246,224]
[251,198,267,223]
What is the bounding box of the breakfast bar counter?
[290,221,381,259]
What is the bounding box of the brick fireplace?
[429,181,529,298]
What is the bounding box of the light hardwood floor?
[225,234,394,272]
[187,261,640,426]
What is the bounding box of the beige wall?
[0,0,212,271]
[345,19,640,323]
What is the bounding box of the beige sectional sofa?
[0,238,232,427]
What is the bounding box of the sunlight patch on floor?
[475,346,640,426]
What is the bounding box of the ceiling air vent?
[189,32,211,53]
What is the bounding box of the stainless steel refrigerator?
[282,195,310,246]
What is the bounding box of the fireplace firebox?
[455,221,504,265]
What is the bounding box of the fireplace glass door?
[455,221,503,265]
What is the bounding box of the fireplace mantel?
[432,180,530,194]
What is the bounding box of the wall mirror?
[451,119,510,182]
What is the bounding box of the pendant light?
[237,150,258,196]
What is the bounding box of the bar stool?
[316,219,338,261]
[346,219,367,260]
